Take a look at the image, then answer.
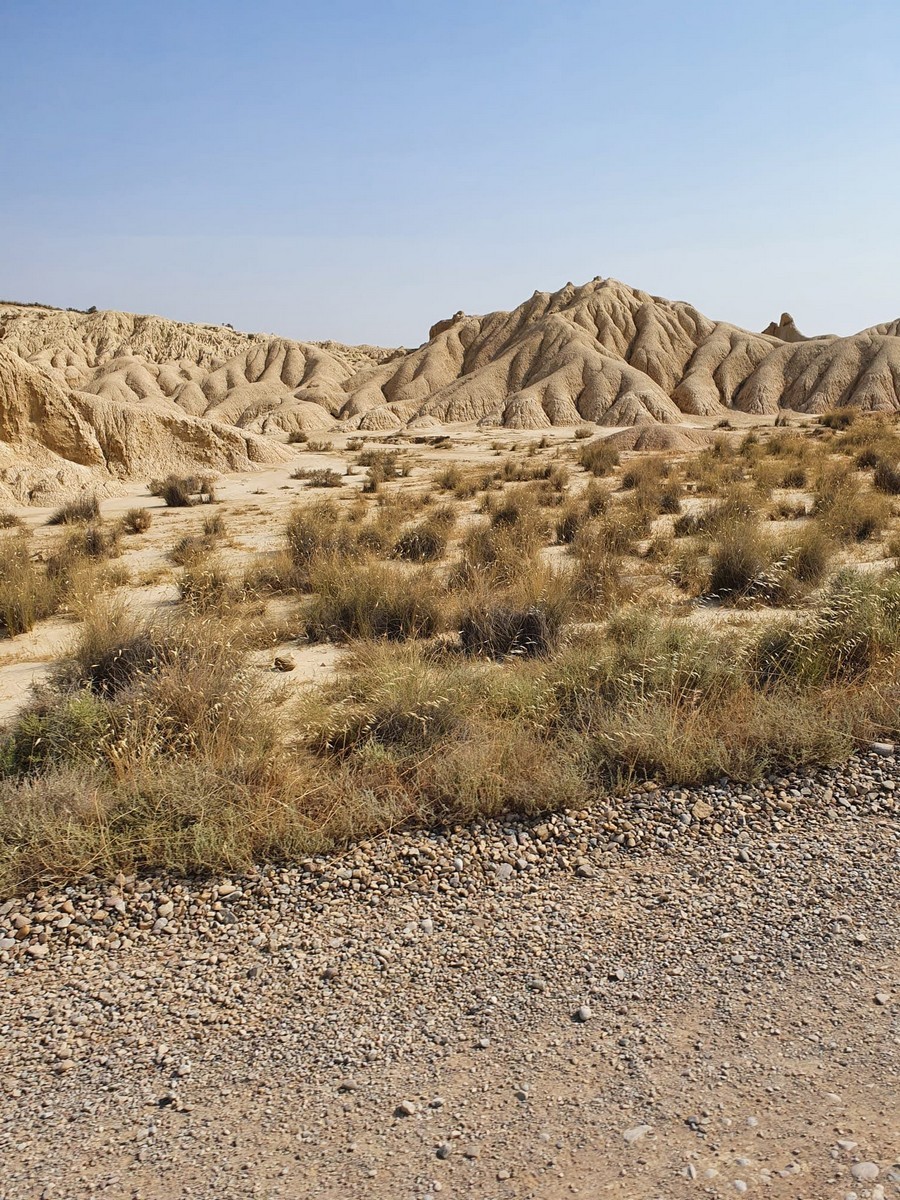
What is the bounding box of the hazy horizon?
[3,0,899,346]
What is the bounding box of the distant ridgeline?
[0,277,899,499]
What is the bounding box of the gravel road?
[1,752,898,1199]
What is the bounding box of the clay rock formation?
[0,340,291,502]
[338,279,900,430]
[2,279,900,483]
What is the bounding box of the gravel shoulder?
[1,754,898,1200]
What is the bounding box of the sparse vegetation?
[578,439,619,476]
[150,474,217,507]
[291,467,344,488]
[121,507,153,534]
[47,494,100,526]
[6,410,900,891]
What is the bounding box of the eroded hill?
[2,277,900,496]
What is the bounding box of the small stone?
[734,1182,748,1195]
[395,1100,417,1117]
[273,655,296,672]
[495,863,514,883]
[436,1142,452,1160]
[873,992,891,1006]
[496,1168,511,1180]
[623,1124,652,1145]
[850,1163,879,1184]
[573,1005,592,1023]
[869,742,894,756]
[692,800,713,820]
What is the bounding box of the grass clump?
[392,507,456,562]
[150,475,217,507]
[305,560,445,642]
[873,458,900,496]
[0,534,61,635]
[121,507,153,534]
[579,439,619,477]
[814,468,890,542]
[460,603,563,659]
[47,494,100,526]
[707,519,833,604]
[291,468,344,488]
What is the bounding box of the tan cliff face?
[1,278,899,496]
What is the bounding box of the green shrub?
[1,691,111,775]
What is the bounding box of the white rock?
[850,1162,879,1183]
[623,1124,652,1145]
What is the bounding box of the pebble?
[0,751,897,1197]
[850,1163,880,1183]
[623,1124,652,1145]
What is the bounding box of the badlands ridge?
[2,276,900,500]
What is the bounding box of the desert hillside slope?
[343,278,900,430]
[2,277,900,493]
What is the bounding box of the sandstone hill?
[343,279,900,430]
[2,278,900,496]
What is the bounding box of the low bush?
[0,534,61,635]
[392,507,456,562]
[121,507,152,534]
[305,560,446,642]
[291,468,344,488]
[460,602,562,659]
[284,499,367,576]
[150,475,216,507]
[579,439,619,477]
[873,459,900,496]
[814,467,890,542]
[47,494,100,526]
[820,408,857,430]
[707,519,833,604]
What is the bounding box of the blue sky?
[2,0,898,345]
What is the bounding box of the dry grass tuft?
[47,494,100,526]
[121,507,153,534]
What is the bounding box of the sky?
[2,0,899,347]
